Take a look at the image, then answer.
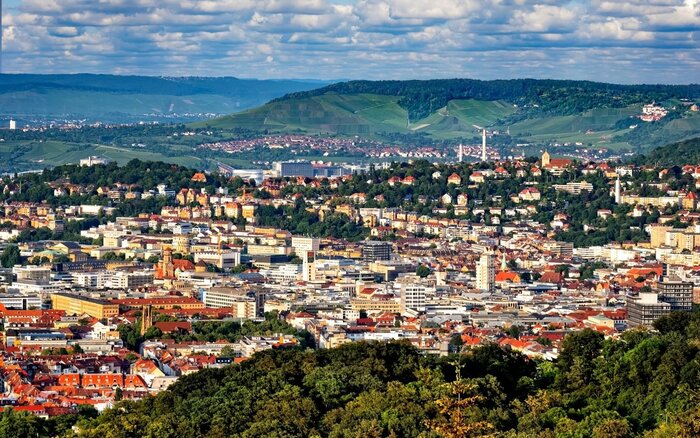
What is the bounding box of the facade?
[476,253,495,292]
[202,287,257,319]
[0,293,42,310]
[627,293,671,328]
[277,161,314,178]
[291,236,321,254]
[362,241,392,262]
[51,293,119,319]
[656,278,693,311]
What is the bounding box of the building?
[362,241,392,262]
[201,287,257,319]
[51,293,119,319]
[0,293,42,310]
[79,156,112,167]
[476,253,495,292]
[400,282,434,314]
[9,120,16,130]
[193,250,241,269]
[112,297,204,311]
[107,271,155,289]
[276,161,314,178]
[627,293,671,328]
[291,236,320,254]
[553,182,594,195]
[656,277,693,311]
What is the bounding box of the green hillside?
[200,79,700,149]
[634,136,700,166]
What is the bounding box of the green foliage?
[635,136,700,167]
[416,264,431,278]
[0,245,20,268]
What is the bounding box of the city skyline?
[0,0,698,83]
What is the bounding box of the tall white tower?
[458,144,464,163]
[614,178,621,204]
[481,129,487,161]
[476,253,495,292]
[9,119,16,130]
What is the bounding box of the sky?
[1,0,699,83]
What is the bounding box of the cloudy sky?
[1,0,699,82]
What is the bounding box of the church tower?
[541,150,551,167]
[140,305,153,336]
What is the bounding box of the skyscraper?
[476,253,495,292]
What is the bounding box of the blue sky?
[1,0,699,83]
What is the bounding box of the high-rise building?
[656,277,693,311]
[362,241,392,262]
[627,293,671,328]
[476,253,495,292]
[9,120,16,130]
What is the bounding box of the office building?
[51,293,119,319]
[656,277,693,311]
[476,253,495,292]
[276,161,314,178]
[627,293,671,328]
[201,287,257,319]
[362,241,392,262]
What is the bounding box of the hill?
[633,136,700,166]
[202,79,700,150]
[0,74,326,124]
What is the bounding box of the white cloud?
[0,0,697,83]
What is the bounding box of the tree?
[0,245,20,268]
[416,265,431,278]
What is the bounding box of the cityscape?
[0,0,699,436]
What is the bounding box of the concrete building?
[362,241,392,262]
[51,293,119,319]
[476,253,495,292]
[201,287,257,319]
[276,161,314,178]
[291,236,320,254]
[627,293,671,328]
[656,277,693,311]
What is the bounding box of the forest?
[633,137,700,167]
[3,309,700,437]
[275,79,700,122]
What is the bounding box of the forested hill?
[633,136,700,166]
[273,79,700,122]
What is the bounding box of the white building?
[476,253,495,292]
[291,236,320,254]
[194,250,241,270]
[400,283,434,314]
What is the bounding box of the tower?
[481,129,487,162]
[458,144,464,163]
[476,253,495,292]
[140,305,153,336]
[615,178,621,204]
[161,246,175,279]
[542,150,551,167]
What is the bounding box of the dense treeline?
[7,311,700,437]
[275,79,700,121]
[632,136,700,167]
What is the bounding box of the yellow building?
[52,293,119,319]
